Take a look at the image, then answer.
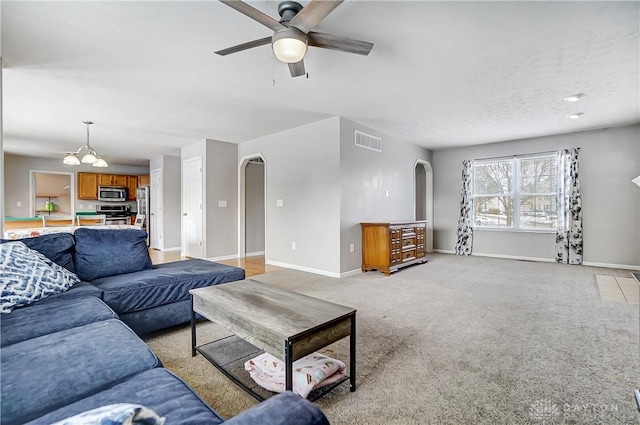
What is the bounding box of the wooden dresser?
[360,221,428,275]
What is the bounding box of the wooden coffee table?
[190,279,356,401]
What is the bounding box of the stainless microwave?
[98,186,127,202]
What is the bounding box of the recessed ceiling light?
[563,93,586,102]
[567,112,584,119]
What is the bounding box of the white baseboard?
[266,260,340,278]
[245,251,265,257]
[206,254,239,262]
[340,269,362,278]
[159,246,181,252]
[583,261,640,271]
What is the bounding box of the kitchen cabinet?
[360,221,428,275]
[98,174,128,186]
[77,173,98,200]
[138,175,150,186]
[127,176,138,201]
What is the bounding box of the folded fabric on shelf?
[245,352,346,399]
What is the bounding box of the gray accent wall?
[339,117,433,274]
[238,117,342,275]
[433,124,640,268]
[245,161,265,255]
[149,154,181,250]
[3,153,149,217]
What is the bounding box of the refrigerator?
[136,186,150,246]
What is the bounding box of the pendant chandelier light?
[63,121,108,168]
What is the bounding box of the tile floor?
[595,274,640,304]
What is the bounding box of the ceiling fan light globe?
[272,27,308,63]
[63,154,81,165]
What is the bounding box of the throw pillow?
[50,403,165,425]
[73,228,152,281]
[1,232,76,272]
[0,242,80,313]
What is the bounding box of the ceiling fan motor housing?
[278,1,303,23]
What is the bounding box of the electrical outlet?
[88,204,94,210]
[291,242,296,250]
[350,243,355,253]
[218,200,227,208]
[79,204,84,209]
[276,199,284,207]
[16,201,22,207]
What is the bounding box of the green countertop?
[4,217,43,221]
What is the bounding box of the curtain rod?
[473,148,580,162]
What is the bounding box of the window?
[472,154,558,231]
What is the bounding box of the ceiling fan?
[216,0,374,78]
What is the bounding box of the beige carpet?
[145,253,640,424]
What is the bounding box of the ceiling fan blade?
[288,60,306,78]
[308,32,373,56]
[215,36,272,56]
[219,0,286,32]
[289,0,343,34]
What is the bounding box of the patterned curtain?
[556,148,583,264]
[455,160,474,255]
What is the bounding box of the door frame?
[237,153,267,259]
[149,168,163,249]
[29,170,75,217]
[414,160,434,252]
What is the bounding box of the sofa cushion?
[1,232,76,272]
[74,228,152,281]
[25,368,224,425]
[1,319,159,425]
[38,281,103,303]
[1,296,117,347]
[0,241,80,313]
[91,259,245,314]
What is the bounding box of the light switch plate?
[276,199,284,207]
[16,201,22,207]
[218,200,227,208]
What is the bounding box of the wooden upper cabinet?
[77,172,98,200]
[127,176,138,201]
[98,174,127,186]
[138,175,150,186]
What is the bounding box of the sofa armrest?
[224,392,330,425]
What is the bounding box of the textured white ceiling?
[2,1,639,166]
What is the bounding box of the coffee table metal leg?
[350,313,356,392]
[191,296,197,357]
[285,340,293,391]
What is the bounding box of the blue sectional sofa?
[0,229,331,425]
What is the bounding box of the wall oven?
[98,186,127,202]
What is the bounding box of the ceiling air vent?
[354,130,382,152]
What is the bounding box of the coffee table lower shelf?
[195,335,350,402]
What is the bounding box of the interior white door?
[182,157,203,258]
[150,169,163,249]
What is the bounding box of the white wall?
[433,124,640,268]
[245,161,265,255]
[3,153,149,217]
[238,117,342,276]
[149,154,181,250]
[339,117,433,274]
